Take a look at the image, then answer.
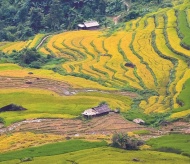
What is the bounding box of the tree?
[112,133,129,149]
[46,0,63,30]
[112,133,144,150]
[29,7,43,32]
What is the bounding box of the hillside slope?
[0,0,190,124]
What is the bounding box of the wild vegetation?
[0,0,175,41]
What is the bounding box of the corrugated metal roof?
[84,21,99,28]
[78,24,85,28]
[93,104,110,114]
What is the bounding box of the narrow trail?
[113,0,131,25]
[36,35,52,50]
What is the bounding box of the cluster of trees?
[0,48,65,69]
[0,0,172,41]
[0,0,126,41]
[123,0,172,21]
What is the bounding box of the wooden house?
[82,104,110,118]
[78,21,100,30]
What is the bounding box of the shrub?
[0,117,4,124]
[111,133,144,150]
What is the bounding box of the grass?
[0,140,107,162]
[133,129,150,135]
[0,63,21,71]
[0,147,189,164]
[171,78,190,118]
[177,10,190,48]
[0,89,131,125]
[122,108,170,126]
[147,134,190,157]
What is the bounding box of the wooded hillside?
[0,0,172,41]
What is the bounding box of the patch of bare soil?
[0,114,189,142]
[0,113,152,137]
[0,76,71,95]
[160,121,190,134]
[0,76,139,98]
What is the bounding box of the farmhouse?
[82,104,111,117]
[78,20,100,30]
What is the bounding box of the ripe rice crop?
[0,132,64,153]
[28,34,46,49]
[2,42,27,54]
[166,9,190,57]
[38,47,50,55]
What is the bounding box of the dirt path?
[113,0,131,25]
[36,35,51,50]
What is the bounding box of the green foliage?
[111,133,144,150]
[0,117,4,124]
[0,0,126,41]
[122,0,173,22]
[0,140,107,162]
[174,78,190,113]
[0,0,173,41]
[0,48,65,69]
[176,10,190,49]
[122,108,170,126]
[147,134,190,157]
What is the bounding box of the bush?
[0,117,4,124]
[111,133,144,150]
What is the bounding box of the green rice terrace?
[0,0,190,163]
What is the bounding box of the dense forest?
[0,0,172,41]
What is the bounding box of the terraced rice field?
[27,0,190,117]
[0,1,190,163]
[0,1,190,125]
[0,132,65,153]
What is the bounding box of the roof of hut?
[93,104,110,114]
[82,109,97,116]
[83,21,99,28]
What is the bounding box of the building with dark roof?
[82,104,110,117]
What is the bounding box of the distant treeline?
[0,0,170,41]
[0,0,124,41]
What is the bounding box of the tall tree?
[29,7,43,32]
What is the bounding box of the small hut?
[78,20,100,30]
[82,104,111,118]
